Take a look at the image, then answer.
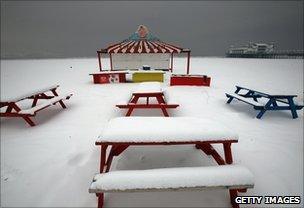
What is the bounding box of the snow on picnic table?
[90,165,254,191]
[133,81,162,93]
[0,84,59,103]
[1,57,303,207]
[19,93,73,115]
[98,116,238,143]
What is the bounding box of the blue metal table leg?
[287,97,298,119]
[234,87,241,94]
[227,86,242,103]
[227,96,234,103]
[256,98,274,119]
[256,109,266,119]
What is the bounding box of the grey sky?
[1,1,303,58]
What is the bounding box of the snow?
[131,70,165,74]
[133,82,162,93]
[163,88,180,105]
[235,85,298,97]
[98,117,238,143]
[89,165,254,192]
[0,84,59,103]
[226,93,264,106]
[116,94,132,106]
[1,57,303,207]
[19,93,73,115]
[90,71,129,75]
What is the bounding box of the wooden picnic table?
[0,84,72,126]
[226,85,303,119]
[90,117,253,208]
[95,117,239,172]
[116,82,179,116]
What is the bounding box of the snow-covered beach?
[1,57,303,207]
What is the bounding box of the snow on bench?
[163,88,179,106]
[116,93,133,106]
[226,93,264,107]
[133,82,162,93]
[89,165,254,193]
[19,93,73,115]
[1,84,59,103]
[97,117,238,143]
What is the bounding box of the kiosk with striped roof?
[97,25,191,74]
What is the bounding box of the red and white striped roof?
[103,26,186,54]
[106,40,184,54]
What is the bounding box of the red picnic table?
[89,117,254,208]
[0,84,72,126]
[116,82,179,116]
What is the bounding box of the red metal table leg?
[97,193,104,208]
[105,147,115,172]
[5,104,13,113]
[223,143,233,164]
[130,95,140,103]
[126,95,140,116]
[31,95,39,107]
[155,94,170,116]
[155,94,166,104]
[99,145,108,173]
[125,106,135,116]
[160,106,170,117]
[115,145,129,155]
[229,189,239,208]
[51,89,66,109]
[105,145,129,172]
[22,116,36,126]
[237,188,247,193]
[11,103,36,126]
[196,143,226,165]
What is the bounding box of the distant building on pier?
[226,42,303,59]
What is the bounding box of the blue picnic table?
[225,86,303,119]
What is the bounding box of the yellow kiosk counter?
[132,70,165,82]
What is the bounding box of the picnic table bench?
[226,85,303,119]
[89,117,254,208]
[0,84,72,126]
[116,82,179,116]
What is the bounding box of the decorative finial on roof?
[124,25,159,41]
[137,25,149,38]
